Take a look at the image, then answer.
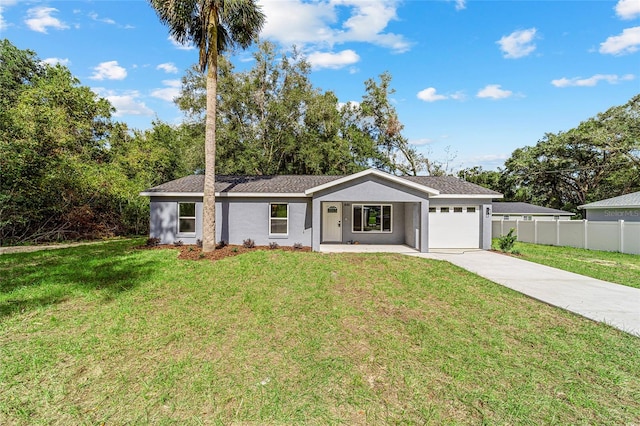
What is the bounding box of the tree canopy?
[458,94,640,214]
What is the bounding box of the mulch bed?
[140,243,311,261]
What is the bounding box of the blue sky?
[1,0,639,171]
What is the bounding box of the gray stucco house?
[579,191,640,222]
[140,169,502,252]
[492,202,573,221]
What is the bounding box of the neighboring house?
[579,191,640,222]
[140,168,502,252]
[492,202,574,221]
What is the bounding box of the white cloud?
[42,57,70,67]
[24,6,69,33]
[416,87,465,102]
[169,35,195,50]
[151,80,182,102]
[157,62,178,74]
[453,0,466,11]
[259,0,411,54]
[88,12,116,25]
[615,0,640,20]
[476,84,513,100]
[307,50,360,69]
[0,9,9,31]
[497,28,537,59]
[90,61,127,80]
[599,26,640,55]
[94,88,153,117]
[417,87,447,102]
[551,73,635,87]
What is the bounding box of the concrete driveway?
[409,250,640,337]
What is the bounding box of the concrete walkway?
[409,250,640,337]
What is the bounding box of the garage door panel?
[429,207,480,248]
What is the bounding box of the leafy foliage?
[497,228,518,253]
[459,94,640,214]
[0,40,190,245]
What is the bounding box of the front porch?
[318,244,419,253]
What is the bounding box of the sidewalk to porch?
[319,244,419,253]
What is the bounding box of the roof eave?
[140,191,308,198]
[432,194,503,199]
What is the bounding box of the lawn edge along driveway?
[409,250,640,337]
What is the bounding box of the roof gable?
[304,169,439,196]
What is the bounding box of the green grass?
[1,239,639,424]
[493,240,640,289]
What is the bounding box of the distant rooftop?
[492,202,573,215]
[579,191,640,209]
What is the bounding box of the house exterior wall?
[585,208,640,222]
[147,176,495,251]
[150,196,203,245]
[149,196,312,246]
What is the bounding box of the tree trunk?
[202,36,218,252]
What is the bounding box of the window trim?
[177,202,196,236]
[352,204,392,233]
[269,202,289,237]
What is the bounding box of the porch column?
[312,197,321,252]
[420,200,429,253]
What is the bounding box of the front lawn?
[493,240,640,288]
[1,240,639,424]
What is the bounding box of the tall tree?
[148,0,265,252]
[502,94,640,213]
[175,42,379,175]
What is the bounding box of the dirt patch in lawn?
[140,243,311,261]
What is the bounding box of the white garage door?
[428,206,480,249]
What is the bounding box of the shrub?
[146,237,161,247]
[243,238,255,248]
[216,240,227,249]
[293,242,303,250]
[269,242,279,249]
[173,240,184,247]
[498,228,517,253]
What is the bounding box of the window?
[440,207,450,213]
[352,204,392,233]
[270,203,288,235]
[453,207,463,213]
[429,207,436,213]
[467,207,476,213]
[503,215,510,220]
[524,215,532,221]
[178,202,196,234]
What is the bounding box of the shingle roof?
[142,173,501,196]
[492,202,573,215]
[579,191,640,209]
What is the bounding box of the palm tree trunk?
[202,27,218,253]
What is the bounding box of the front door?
[322,202,342,242]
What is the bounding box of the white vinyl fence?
[492,219,640,255]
